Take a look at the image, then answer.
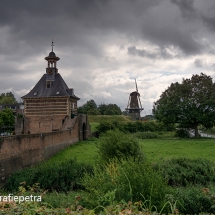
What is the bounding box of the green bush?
[97,129,144,163]
[140,121,158,132]
[174,129,190,138]
[96,121,175,135]
[4,159,93,192]
[172,186,215,214]
[96,121,126,135]
[155,158,215,187]
[81,160,168,209]
[133,131,160,139]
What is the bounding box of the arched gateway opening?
[82,123,86,140]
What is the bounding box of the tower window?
[47,81,52,88]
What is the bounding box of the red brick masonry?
[0,121,79,188]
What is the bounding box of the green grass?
[90,122,99,132]
[46,140,98,165]
[140,138,215,163]
[47,137,215,165]
[88,115,131,123]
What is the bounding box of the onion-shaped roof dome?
[49,51,56,57]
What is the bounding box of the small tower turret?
[45,40,60,75]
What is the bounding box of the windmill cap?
[130,91,140,96]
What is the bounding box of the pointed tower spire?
[51,38,54,52]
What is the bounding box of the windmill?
[125,79,144,120]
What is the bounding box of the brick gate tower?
[21,41,80,134]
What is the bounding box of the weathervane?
[51,38,54,52]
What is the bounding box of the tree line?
[78,99,122,115]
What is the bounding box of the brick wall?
[24,115,68,134]
[0,120,79,188]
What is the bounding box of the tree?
[78,100,122,115]
[78,100,99,114]
[153,73,215,137]
[98,103,122,115]
[0,92,17,104]
[0,108,15,130]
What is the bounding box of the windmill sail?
[135,78,138,92]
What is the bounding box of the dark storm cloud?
[0,0,208,58]
[171,0,196,19]
[140,4,203,56]
[0,0,109,57]
[201,15,215,32]
[171,0,215,34]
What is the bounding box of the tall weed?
[81,160,168,210]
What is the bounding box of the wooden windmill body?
[125,79,144,120]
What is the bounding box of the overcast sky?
[1,0,215,116]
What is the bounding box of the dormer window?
[47,81,52,88]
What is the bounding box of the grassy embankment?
[48,138,215,165]
[49,114,215,165]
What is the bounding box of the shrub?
[81,160,168,209]
[172,186,215,214]
[123,122,139,133]
[155,158,215,187]
[174,129,190,138]
[96,129,144,163]
[141,121,157,132]
[96,121,115,135]
[4,159,93,192]
[96,121,126,135]
[96,121,175,135]
[133,131,160,139]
